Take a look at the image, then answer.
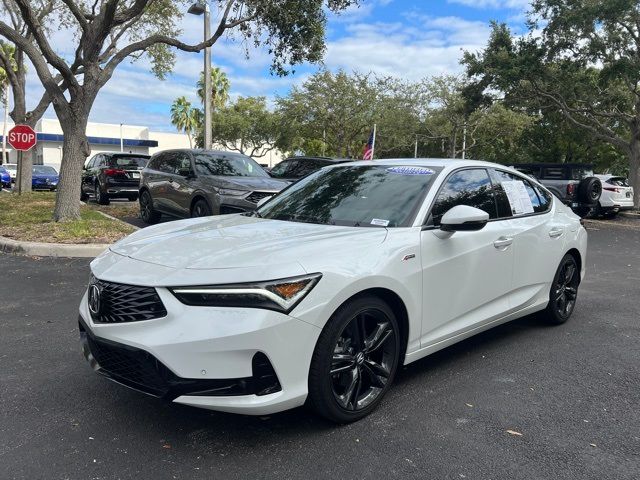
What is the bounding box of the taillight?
[603,186,620,193]
[566,184,576,196]
[104,168,126,176]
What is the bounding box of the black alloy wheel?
[191,199,212,218]
[544,254,580,325]
[308,296,400,423]
[139,190,161,224]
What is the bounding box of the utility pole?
[414,134,418,158]
[120,123,124,152]
[461,123,467,160]
[203,4,212,150]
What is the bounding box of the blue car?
[32,165,59,191]
[0,166,10,189]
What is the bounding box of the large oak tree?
[464,1,640,207]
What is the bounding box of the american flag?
[362,128,375,160]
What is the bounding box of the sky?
[22,0,532,133]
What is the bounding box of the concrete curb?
[0,235,110,258]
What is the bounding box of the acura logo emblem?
[88,284,101,316]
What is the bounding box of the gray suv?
[139,149,290,224]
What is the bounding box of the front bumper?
[78,286,321,415]
[218,192,277,214]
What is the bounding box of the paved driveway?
[1,226,638,479]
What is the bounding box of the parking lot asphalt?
[1,225,639,480]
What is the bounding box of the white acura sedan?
[79,159,587,423]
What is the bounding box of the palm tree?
[196,67,230,112]
[170,96,198,147]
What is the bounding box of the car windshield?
[255,165,442,227]
[32,165,57,175]
[193,152,269,177]
[108,156,148,168]
[4,164,16,171]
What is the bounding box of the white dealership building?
[1,118,284,169]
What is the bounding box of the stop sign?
[8,124,37,151]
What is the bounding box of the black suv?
[81,152,150,204]
[268,156,351,182]
[138,149,289,224]
[513,163,602,217]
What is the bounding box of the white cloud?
[447,0,530,9]
[324,16,491,80]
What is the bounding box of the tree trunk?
[52,122,90,221]
[630,133,640,210]
[2,82,8,164]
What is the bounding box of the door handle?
[493,236,513,249]
[549,227,564,238]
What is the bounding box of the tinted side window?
[491,169,551,215]
[290,160,321,178]
[430,169,496,226]
[269,160,291,177]
[174,152,192,172]
[156,153,180,174]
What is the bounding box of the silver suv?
[139,149,289,224]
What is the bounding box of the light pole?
[188,2,212,150]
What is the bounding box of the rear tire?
[139,190,161,224]
[308,295,401,423]
[80,189,88,201]
[542,254,580,325]
[95,182,110,205]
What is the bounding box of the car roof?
[153,149,247,157]
[518,163,594,169]
[284,156,351,163]
[103,152,150,158]
[328,158,505,169]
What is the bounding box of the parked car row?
[0,164,59,190]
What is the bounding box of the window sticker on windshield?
[501,180,534,215]
[386,166,435,175]
[371,218,390,227]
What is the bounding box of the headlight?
[218,188,247,196]
[169,273,322,313]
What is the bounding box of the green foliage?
[197,67,230,111]
[170,96,199,147]
[208,96,282,157]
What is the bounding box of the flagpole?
[371,124,376,159]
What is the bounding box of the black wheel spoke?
[337,367,359,409]
[563,265,576,286]
[363,362,387,388]
[348,369,362,410]
[364,322,392,354]
[331,353,355,375]
[364,359,389,379]
[565,287,577,300]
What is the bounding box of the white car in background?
[79,159,587,423]
[595,175,634,217]
[4,163,17,183]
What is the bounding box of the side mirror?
[434,205,489,239]
[177,167,192,178]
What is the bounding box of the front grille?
[245,191,274,204]
[91,278,167,323]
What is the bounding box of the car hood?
[106,214,387,273]
[200,175,289,192]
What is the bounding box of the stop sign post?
[8,125,38,194]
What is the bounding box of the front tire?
[191,199,212,218]
[308,295,401,423]
[542,254,580,325]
